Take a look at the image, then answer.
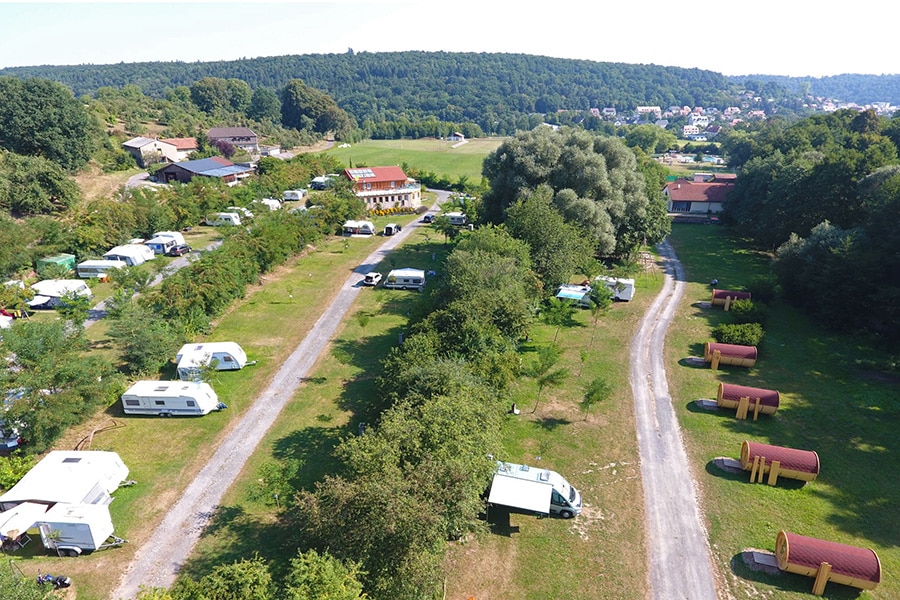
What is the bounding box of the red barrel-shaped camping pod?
[740,441,819,485]
[717,383,779,416]
[711,289,751,305]
[775,530,881,595]
[704,342,757,368]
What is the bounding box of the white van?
[383,268,425,291]
[384,223,401,236]
[206,212,242,227]
[445,211,468,226]
[121,381,224,416]
[488,461,583,518]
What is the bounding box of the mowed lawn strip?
[666,224,898,600]
[327,137,505,182]
[444,266,663,600]
[22,210,424,600]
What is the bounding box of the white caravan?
[144,236,177,255]
[206,212,242,226]
[175,341,248,381]
[77,259,127,279]
[104,244,156,266]
[383,268,426,291]
[121,380,224,416]
[152,231,186,246]
[555,284,593,308]
[445,211,468,226]
[488,461,582,518]
[282,189,307,201]
[254,198,283,211]
[595,276,636,301]
[37,502,117,555]
[27,280,92,309]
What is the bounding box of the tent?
[27,280,92,309]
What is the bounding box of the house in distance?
[342,166,422,210]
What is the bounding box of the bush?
[748,276,778,304]
[713,322,764,346]
[730,299,768,325]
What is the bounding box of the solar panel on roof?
[347,168,375,179]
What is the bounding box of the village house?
[341,166,422,210]
[159,137,198,162]
[663,173,736,214]
[122,137,178,167]
[155,157,254,186]
[207,127,259,154]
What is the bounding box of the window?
[223,356,233,362]
[155,400,166,406]
[125,399,139,406]
[187,400,196,407]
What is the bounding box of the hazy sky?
[1,1,896,77]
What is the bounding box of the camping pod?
[740,441,819,485]
[775,530,881,595]
[717,383,779,418]
[711,289,751,306]
[704,342,757,368]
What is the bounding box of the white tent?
[27,280,92,308]
[0,501,48,540]
[175,341,248,380]
[104,244,155,266]
[152,231,186,245]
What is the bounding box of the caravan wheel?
[159,412,172,418]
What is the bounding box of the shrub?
[730,299,768,325]
[713,322,764,346]
[748,276,778,304]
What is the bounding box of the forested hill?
[0,51,738,132]
[726,73,900,105]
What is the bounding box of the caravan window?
[154,400,165,406]
[125,399,139,406]
[223,356,233,362]
[186,400,196,407]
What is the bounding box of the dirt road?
[110,194,449,599]
[630,239,719,600]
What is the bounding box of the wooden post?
[750,455,760,483]
[736,396,750,420]
[812,561,832,595]
[724,296,732,311]
[757,456,768,483]
[767,460,781,486]
[711,349,721,370]
[752,397,762,421]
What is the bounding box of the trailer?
[556,284,593,308]
[144,236,177,255]
[104,244,156,266]
[27,280,92,309]
[488,461,582,518]
[37,503,125,556]
[445,211,468,226]
[595,276,636,301]
[383,268,425,291]
[282,189,307,201]
[77,259,127,279]
[151,231,186,246]
[175,342,248,381]
[121,380,225,416]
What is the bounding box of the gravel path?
[630,239,719,600]
[110,196,448,600]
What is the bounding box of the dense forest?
[0,51,748,136]
[728,73,900,105]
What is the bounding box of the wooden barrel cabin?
[711,289,751,307]
[740,441,819,485]
[704,342,757,369]
[717,383,779,419]
[775,530,881,595]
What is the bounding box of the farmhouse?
[122,137,179,168]
[158,137,198,161]
[663,173,736,213]
[342,166,422,210]
[207,127,259,153]
[155,157,254,186]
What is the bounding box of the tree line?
[720,109,900,342]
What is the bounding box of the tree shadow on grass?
[535,417,570,431]
[270,425,346,492]
[728,552,864,599]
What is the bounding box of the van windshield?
[569,486,577,502]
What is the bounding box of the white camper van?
[206,212,242,227]
[383,223,401,236]
[121,381,224,416]
[488,461,582,518]
[383,268,425,291]
[445,211,468,226]
[594,276,636,301]
[175,342,248,381]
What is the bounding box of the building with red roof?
[663,173,735,213]
[342,166,422,210]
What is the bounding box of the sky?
[0,1,897,78]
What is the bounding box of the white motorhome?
[595,276,636,302]
[383,268,426,291]
[175,342,248,381]
[282,189,307,201]
[555,284,594,308]
[445,211,468,226]
[104,244,156,266]
[225,206,254,219]
[488,461,582,518]
[121,381,224,417]
[37,502,116,555]
[206,212,242,227]
[383,223,401,236]
[77,259,127,279]
[254,198,283,211]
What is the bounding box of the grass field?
[326,137,505,182]
[666,223,897,600]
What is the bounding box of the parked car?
[166,244,192,257]
[422,214,434,223]
[362,272,382,286]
